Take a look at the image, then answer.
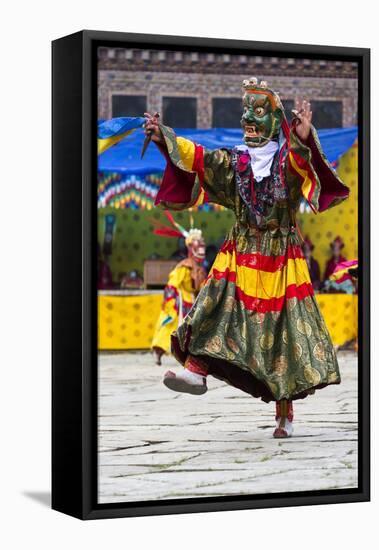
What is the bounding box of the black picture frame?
[52,30,370,520]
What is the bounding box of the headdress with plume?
[151,210,203,247]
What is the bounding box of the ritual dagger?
[141,112,160,159]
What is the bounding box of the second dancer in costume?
[151,213,207,365]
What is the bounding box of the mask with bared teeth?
[241,78,285,147]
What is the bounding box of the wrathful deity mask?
[241,78,285,147]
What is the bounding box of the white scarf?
[235,141,279,181]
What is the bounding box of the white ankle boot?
[163,368,207,395]
[273,400,294,438]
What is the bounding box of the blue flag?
[98,117,146,154]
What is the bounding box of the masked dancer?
[151,212,206,365]
[144,78,349,438]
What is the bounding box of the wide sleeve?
[285,125,350,213]
[154,124,235,210]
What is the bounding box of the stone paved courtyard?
[98,351,358,503]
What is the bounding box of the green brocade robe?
[154,124,350,402]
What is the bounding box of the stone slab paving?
[98,351,358,503]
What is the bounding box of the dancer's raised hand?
[144,112,164,144]
[292,100,312,142]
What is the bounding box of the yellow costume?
[152,258,205,354]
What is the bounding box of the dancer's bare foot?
[163,369,207,395]
[273,400,294,438]
[153,347,164,366]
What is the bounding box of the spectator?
[324,236,346,282]
[302,236,321,290]
[98,243,113,290]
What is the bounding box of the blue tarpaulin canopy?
[98,126,358,175]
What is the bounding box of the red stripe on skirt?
[210,267,314,312]
[219,241,305,272]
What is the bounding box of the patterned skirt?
[171,225,340,403]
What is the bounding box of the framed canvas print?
[52,30,370,519]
